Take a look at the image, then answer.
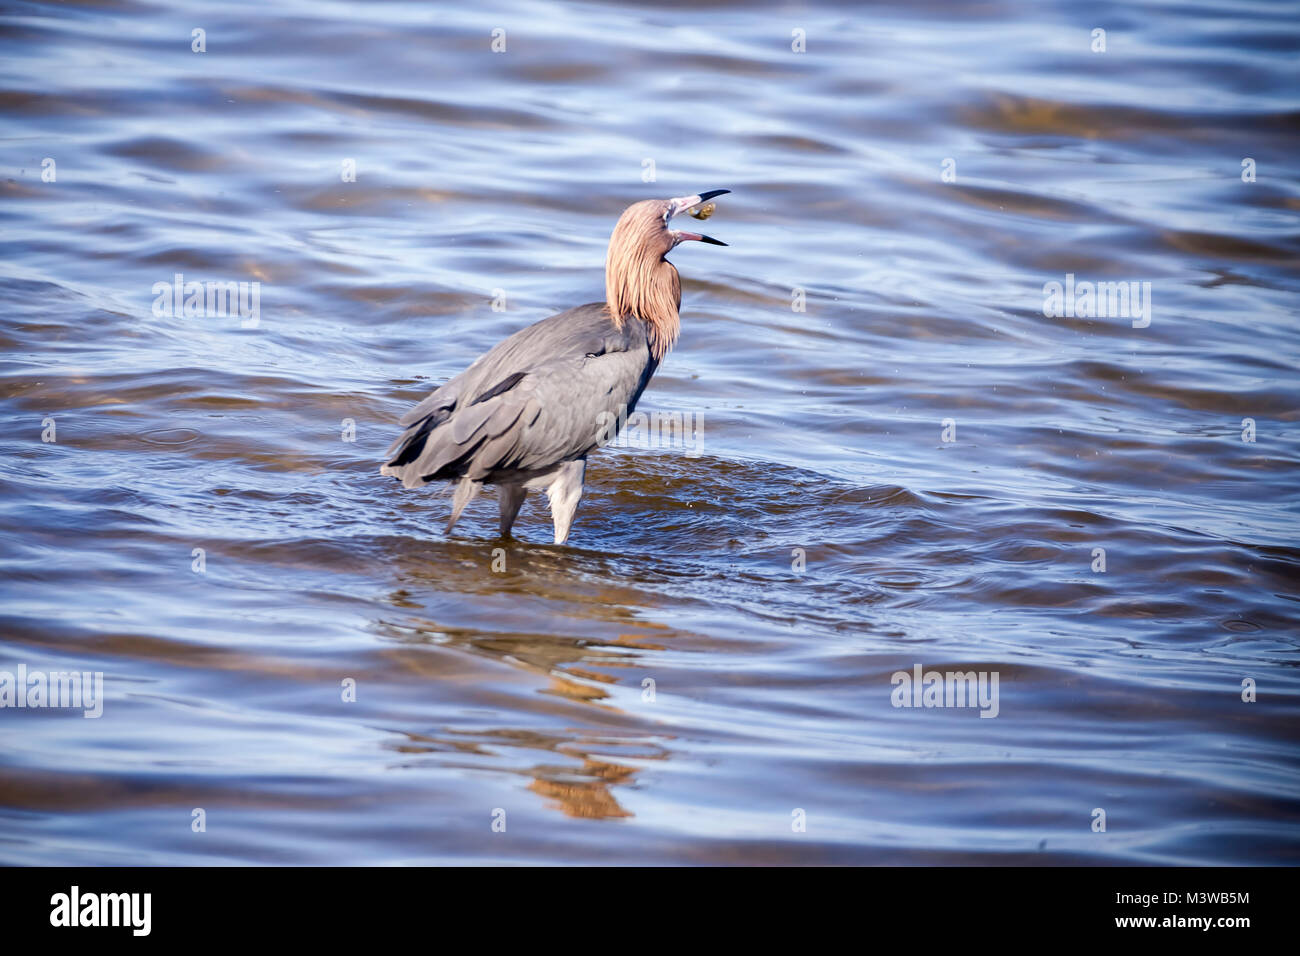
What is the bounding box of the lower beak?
[675,231,728,246]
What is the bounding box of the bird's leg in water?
[446,477,481,533]
[498,484,526,538]
[546,459,586,545]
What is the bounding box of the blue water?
[1,0,1297,864]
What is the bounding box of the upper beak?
[668,189,730,246]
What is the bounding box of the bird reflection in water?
[378,612,674,820]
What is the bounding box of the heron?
[380,189,729,544]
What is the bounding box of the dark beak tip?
[697,188,731,203]
[700,235,728,246]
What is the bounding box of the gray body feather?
[380,303,659,539]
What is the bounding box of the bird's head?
[605,189,729,359]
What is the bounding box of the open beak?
[668,189,729,246]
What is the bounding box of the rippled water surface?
[2,0,1298,864]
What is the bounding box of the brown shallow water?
[1,0,1298,864]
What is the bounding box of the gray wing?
[380,303,657,489]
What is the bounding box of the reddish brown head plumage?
[604,192,728,361]
[605,199,681,360]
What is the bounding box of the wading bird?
[380,189,729,544]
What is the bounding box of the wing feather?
[381,303,658,488]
